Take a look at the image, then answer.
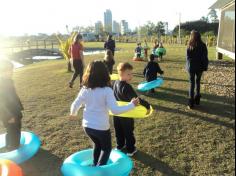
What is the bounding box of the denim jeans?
[189,72,203,99]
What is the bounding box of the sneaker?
[69,82,74,88]
[127,148,138,157]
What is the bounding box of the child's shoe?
[127,148,138,157]
[69,82,74,88]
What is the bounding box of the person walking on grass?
[186,30,209,109]
[103,49,115,74]
[68,34,84,88]
[70,61,139,166]
[104,35,116,56]
[0,59,24,152]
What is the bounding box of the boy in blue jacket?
[143,54,164,93]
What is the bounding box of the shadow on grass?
[163,77,189,83]
[134,150,184,176]
[162,58,186,64]
[154,105,235,130]
[159,87,235,105]
[21,148,63,176]
[152,87,235,120]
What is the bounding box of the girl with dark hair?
[70,60,139,166]
[68,34,84,88]
[186,30,209,109]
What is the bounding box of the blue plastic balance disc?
[138,78,164,92]
[61,149,133,176]
[0,131,41,164]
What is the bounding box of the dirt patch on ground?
[203,60,235,98]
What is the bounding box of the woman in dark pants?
[68,34,84,88]
[186,30,209,109]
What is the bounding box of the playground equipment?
[61,149,133,176]
[0,132,41,164]
[138,78,164,92]
[109,101,153,118]
[0,159,23,176]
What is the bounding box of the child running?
[113,63,151,156]
[70,60,139,166]
[143,54,164,93]
[68,34,84,88]
[0,59,24,152]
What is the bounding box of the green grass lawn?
[1,43,235,176]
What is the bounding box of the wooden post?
[217,52,223,60]
[21,42,23,51]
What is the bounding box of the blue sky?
[0,0,218,36]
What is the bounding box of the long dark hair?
[188,30,203,50]
[107,34,113,41]
[82,60,111,89]
[73,34,83,45]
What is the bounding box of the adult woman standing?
[68,34,84,88]
[186,30,209,109]
[104,35,116,56]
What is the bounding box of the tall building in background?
[113,21,120,34]
[120,20,129,35]
[104,9,112,34]
[95,21,103,34]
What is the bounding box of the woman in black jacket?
[186,30,209,109]
[104,35,116,56]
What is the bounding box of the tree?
[200,16,209,22]
[208,9,219,23]
[155,21,166,37]
[173,20,219,36]
[138,21,166,37]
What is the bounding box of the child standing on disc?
[70,61,139,166]
[112,63,150,156]
[0,59,24,152]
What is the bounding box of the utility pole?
[165,22,169,35]
[178,13,181,44]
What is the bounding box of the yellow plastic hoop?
[109,101,154,118]
[110,74,119,81]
